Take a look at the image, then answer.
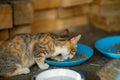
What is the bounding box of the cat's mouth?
[57,54,62,57]
[57,54,74,60]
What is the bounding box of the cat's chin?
[68,55,74,59]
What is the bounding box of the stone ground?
[0,26,120,80]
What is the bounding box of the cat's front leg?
[51,54,69,61]
[35,58,49,69]
[34,54,49,69]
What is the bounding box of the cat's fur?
[0,30,81,77]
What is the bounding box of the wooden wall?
[89,0,120,32]
[0,1,33,41]
[0,0,120,41]
[31,0,93,33]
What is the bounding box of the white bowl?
[34,69,83,80]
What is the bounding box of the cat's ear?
[63,29,69,36]
[70,34,81,44]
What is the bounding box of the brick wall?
[0,1,33,41]
[31,0,92,33]
[0,0,120,41]
[89,0,120,32]
[0,0,92,41]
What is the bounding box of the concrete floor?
[0,26,119,80]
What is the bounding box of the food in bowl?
[113,44,120,48]
[116,50,120,54]
[105,44,120,54]
[70,54,86,61]
[70,57,78,61]
[80,54,86,58]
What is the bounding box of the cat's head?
[53,30,81,60]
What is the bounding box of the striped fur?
[0,31,81,77]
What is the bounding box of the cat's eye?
[71,51,76,54]
[70,48,76,54]
[71,48,76,52]
[72,51,76,53]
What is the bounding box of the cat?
[0,30,81,77]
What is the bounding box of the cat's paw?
[40,63,49,70]
[18,68,30,74]
[23,68,30,74]
[41,63,49,69]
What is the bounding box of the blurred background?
[0,0,120,41]
[0,0,120,80]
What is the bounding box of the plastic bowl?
[32,69,85,80]
[95,36,120,58]
[45,43,94,66]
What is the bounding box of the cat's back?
[6,33,33,44]
[0,34,33,52]
[0,34,35,75]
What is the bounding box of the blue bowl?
[95,36,120,58]
[45,43,94,66]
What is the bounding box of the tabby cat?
[0,30,81,77]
